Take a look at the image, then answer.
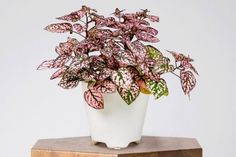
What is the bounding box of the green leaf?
[117,82,140,105]
[146,79,168,99]
[153,57,174,74]
[111,68,132,89]
[146,45,163,60]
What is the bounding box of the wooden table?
[31,136,202,157]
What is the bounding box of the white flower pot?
[82,83,149,149]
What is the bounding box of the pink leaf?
[55,37,78,56]
[122,13,137,21]
[100,40,120,57]
[44,23,72,33]
[127,66,139,77]
[97,68,113,81]
[167,50,194,62]
[126,40,147,62]
[69,54,89,70]
[58,70,80,89]
[94,80,116,94]
[84,89,104,109]
[139,20,150,26]
[56,10,85,22]
[95,29,113,40]
[114,50,136,66]
[180,70,196,96]
[135,31,159,43]
[79,70,95,82]
[139,63,160,81]
[73,23,86,33]
[168,50,198,75]
[136,25,158,36]
[37,60,54,70]
[90,13,106,26]
[53,55,70,68]
[106,56,120,69]
[147,15,159,22]
[144,27,158,35]
[37,55,69,70]
[104,17,117,27]
[50,67,67,80]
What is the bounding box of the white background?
[1,0,236,156]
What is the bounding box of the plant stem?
[85,13,89,38]
[79,19,86,25]
[171,71,180,78]
[72,31,86,38]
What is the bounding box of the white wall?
[0,0,236,157]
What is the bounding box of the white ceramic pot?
[82,83,149,149]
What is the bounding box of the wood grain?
[31,136,202,157]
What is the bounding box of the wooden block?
[31,136,202,157]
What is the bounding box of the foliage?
[38,6,198,109]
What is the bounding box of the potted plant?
[38,5,198,149]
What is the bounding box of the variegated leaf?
[104,17,116,27]
[106,56,120,69]
[79,70,95,82]
[153,62,174,74]
[180,59,198,75]
[37,60,54,70]
[139,63,160,81]
[100,40,121,57]
[94,80,116,94]
[111,68,132,89]
[145,27,158,35]
[97,68,113,81]
[53,55,70,68]
[146,45,163,60]
[135,31,159,43]
[55,37,78,56]
[58,70,80,89]
[126,40,147,62]
[114,50,136,66]
[44,23,72,33]
[69,54,89,70]
[84,89,104,109]
[73,23,86,33]
[56,10,86,22]
[180,70,196,96]
[147,15,159,22]
[147,70,161,82]
[146,79,169,99]
[55,45,70,56]
[137,26,158,35]
[139,20,150,26]
[50,67,67,80]
[167,50,194,62]
[88,28,112,40]
[127,66,139,77]
[117,82,140,105]
[37,55,69,70]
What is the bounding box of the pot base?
[91,139,141,149]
